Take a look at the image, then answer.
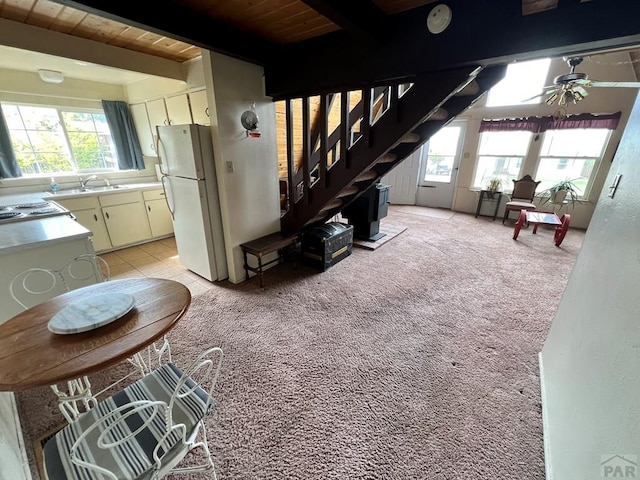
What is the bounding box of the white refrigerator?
[157,124,228,281]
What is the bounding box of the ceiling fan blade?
[521,92,547,102]
[574,86,589,97]
[521,87,559,103]
[589,81,640,88]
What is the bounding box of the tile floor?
[98,236,218,296]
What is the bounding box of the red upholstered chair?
[502,175,541,224]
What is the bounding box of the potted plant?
[539,179,581,208]
[485,177,503,198]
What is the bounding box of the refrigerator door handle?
[155,125,168,176]
[161,175,175,220]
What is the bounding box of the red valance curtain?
[479,111,622,133]
[478,117,541,133]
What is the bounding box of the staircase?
[280,64,507,234]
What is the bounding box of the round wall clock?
[427,4,452,34]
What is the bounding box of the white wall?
[203,51,280,284]
[125,57,205,104]
[539,90,640,479]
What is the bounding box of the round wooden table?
[0,278,191,391]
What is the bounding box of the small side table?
[240,232,299,288]
[475,190,503,220]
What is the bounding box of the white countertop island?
[0,215,92,255]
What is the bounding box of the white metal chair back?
[43,347,224,480]
[9,254,110,310]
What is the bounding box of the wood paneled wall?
[276,91,362,178]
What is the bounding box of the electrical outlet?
[225,161,234,173]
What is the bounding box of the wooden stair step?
[320,199,343,212]
[456,79,480,96]
[337,186,359,198]
[375,153,396,164]
[426,108,449,121]
[399,132,420,143]
[355,170,377,183]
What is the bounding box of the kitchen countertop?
[0,215,92,255]
[44,181,163,200]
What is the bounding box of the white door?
[416,121,466,209]
[157,124,203,180]
[381,149,420,204]
[164,175,218,281]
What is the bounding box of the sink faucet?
[79,175,98,189]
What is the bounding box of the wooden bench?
[240,232,299,288]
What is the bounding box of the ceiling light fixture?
[38,69,64,84]
[426,4,452,34]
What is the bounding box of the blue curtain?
[101,100,144,170]
[0,105,22,178]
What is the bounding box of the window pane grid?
[474,131,530,189]
[535,129,610,197]
[2,103,119,176]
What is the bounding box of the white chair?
[9,255,172,422]
[43,347,223,480]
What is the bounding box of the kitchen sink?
[45,185,130,197]
[87,185,129,192]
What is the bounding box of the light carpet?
[16,207,585,479]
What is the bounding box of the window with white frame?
[2,103,118,176]
[535,128,611,197]
[473,130,531,189]
[485,58,552,107]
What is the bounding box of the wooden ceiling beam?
[299,0,388,43]
[48,0,276,65]
[265,0,640,98]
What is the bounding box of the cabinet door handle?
[148,205,151,212]
[163,119,168,126]
[105,212,110,219]
[205,107,209,117]
[93,214,98,221]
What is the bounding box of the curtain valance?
[479,111,622,133]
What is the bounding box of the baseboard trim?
[538,352,552,480]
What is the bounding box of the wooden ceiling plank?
[0,0,37,22]
[275,15,341,40]
[522,0,559,15]
[53,5,87,33]
[47,0,275,64]
[299,0,388,43]
[372,0,436,15]
[26,0,65,28]
[76,13,131,42]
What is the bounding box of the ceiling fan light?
[545,92,559,105]
[572,91,584,103]
[38,69,64,84]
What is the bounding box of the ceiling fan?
[525,56,640,106]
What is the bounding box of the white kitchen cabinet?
[55,196,113,252]
[130,102,156,156]
[165,93,192,125]
[99,191,152,247]
[73,208,113,252]
[143,189,174,238]
[188,89,210,125]
[146,98,170,130]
